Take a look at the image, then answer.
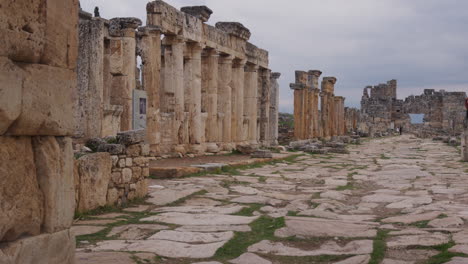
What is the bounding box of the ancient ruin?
[358,80,467,137]
[290,70,346,140]
[0,0,78,262]
[75,1,280,154]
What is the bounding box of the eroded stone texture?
[75,153,112,212]
[0,137,43,241]
[32,136,75,233]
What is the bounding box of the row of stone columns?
[140,28,280,154]
[291,70,346,140]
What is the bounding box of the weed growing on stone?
[425,241,468,264]
[233,204,262,216]
[214,216,285,260]
[369,230,389,264]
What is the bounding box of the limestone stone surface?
[147,188,202,206]
[149,230,234,243]
[33,136,75,233]
[6,64,76,136]
[334,255,371,264]
[381,212,441,224]
[75,252,135,264]
[0,58,23,134]
[275,217,377,238]
[71,226,107,237]
[248,240,373,256]
[0,136,43,241]
[229,253,272,264]
[75,153,112,212]
[142,213,259,226]
[387,233,450,248]
[0,229,75,264]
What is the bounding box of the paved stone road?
[75,135,468,264]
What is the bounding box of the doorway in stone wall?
[409,114,424,124]
[133,55,147,130]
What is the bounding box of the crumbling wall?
[74,130,150,213]
[360,81,466,136]
[0,0,78,262]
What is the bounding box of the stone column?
[259,68,271,145]
[218,55,234,146]
[140,27,162,147]
[232,59,246,143]
[184,42,203,151]
[307,71,322,139]
[202,49,220,146]
[244,64,259,144]
[290,71,308,140]
[321,77,337,139]
[163,36,185,147]
[269,72,281,145]
[109,18,141,132]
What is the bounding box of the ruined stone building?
[75,0,281,156]
[290,71,346,140]
[359,80,467,136]
[1,0,78,262]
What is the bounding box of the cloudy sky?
[81,0,468,113]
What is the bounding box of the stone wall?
[75,0,280,157]
[360,80,466,136]
[74,130,150,213]
[463,125,468,162]
[290,70,347,140]
[0,0,78,262]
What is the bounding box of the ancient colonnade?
[290,71,346,140]
[76,1,280,155]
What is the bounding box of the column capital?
[138,25,162,36]
[271,72,281,79]
[323,77,337,84]
[219,54,234,64]
[290,83,306,90]
[244,63,259,72]
[232,58,247,68]
[308,70,322,77]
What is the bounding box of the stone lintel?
[215,22,251,41]
[138,25,162,35]
[109,17,142,37]
[290,83,306,90]
[181,6,213,22]
[323,77,337,84]
[233,58,247,68]
[79,10,93,20]
[271,72,281,79]
[308,70,322,77]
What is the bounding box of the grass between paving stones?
[414,241,468,264]
[75,210,172,245]
[74,197,150,220]
[214,216,285,261]
[233,203,263,216]
[369,230,389,264]
[164,190,208,207]
[260,255,351,263]
[410,220,430,228]
[380,154,391,160]
[335,172,358,191]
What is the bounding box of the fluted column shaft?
[218,55,233,143]
[244,64,259,144]
[202,49,219,143]
[184,43,203,145]
[231,59,246,143]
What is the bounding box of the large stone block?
[32,136,75,233]
[0,0,46,63]
[6,63,76,136]
[0,229,75,264]
[75,153,112,212]
[0,57,23,134]
[40,0,79,69]
[0,136,43,242]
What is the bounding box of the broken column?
[307,70,322,138]
[109,17,142,132]
[0,0,78,262]
[290,71,309,139]
[321,77,337,139]
[232,59,247,143]
[245,64,259,144]
[218,55,234,149]
[140,27,162,149]
[202,49,220,149]
[259,68,272,145]
[269,72,281,145]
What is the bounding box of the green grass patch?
[214,216,285,260]
[410,220,430,228]
[258,176,267,183]
[369,230,389,264]
[335,183,355,191]
[233,204,263,216]
[263,255,351,264]
[425,241,468,264]
[287,211,299,216]
[220,180,250,188]
[380,154,391,160]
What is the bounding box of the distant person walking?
[399,126,403,135]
